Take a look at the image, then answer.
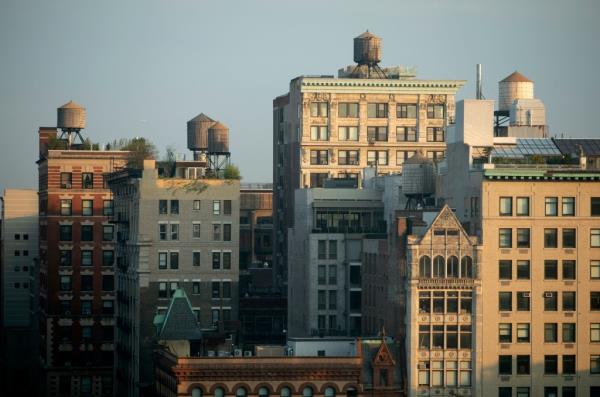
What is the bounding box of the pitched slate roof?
[157,289,203,340]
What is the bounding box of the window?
[367,150,388,165]
[193,200,201,211]
[460,291,472,313]
[310,150,329,165]
[192,223,201,239]
[397,103,417,118]
[544,228,558,248]
[433,256,444,278]
[212,224,221,241]
[499,197,513,216]
[544,292,557,311]
[516,197,530,216]
[328,265,337,285]
[516,228,530,248]
[561,197,576,216]
[222,281,231,299]
[592,323,600,342]
[367,126,388,142]
[545,323,558,342]
[103,200,113,216]
[591,229,600,247]
[81,275,93,291]
[516,355,530,374]
[81,225,94,241]
[431,361,443,386]
[516,323,530,342]
[60,199,72,216]
[592,355,600,374]
[426,127,444,142]
[223,200,231,215]
[280,387,291,397]
[223,224,231,241]
[562,229,576,248]
[339,102,359,118]
[499,228,512,248]
[396,126,417,142]
[102,275,114,291]
[169,252,179,269]
[419,256,431,278]
[158,252,168,269]
[82,173,93,189]
[446,256,459,278]
[592,197,600,216]
[59,225,72,241]
[544,355,558,374]
[563,260,576,280]
[103,225,114,241]
[545,197,558,216]
[516,260,530,279]
[310,126,329,141]
[310,102,328,117]
[418,361,430,385]
[499,292,512,311]
[318,290,326,310]
[212,252,221,270]
[102,300,114,315]
[222,252,231,269]
[170,200,179,215]
[329,240,337,259]
[427,104,444,119]
[81,300,92,315]
[544,388,557,397]
[516,388,529,397]
[102,250,114,266]
[60,250,72,266]
[461,256,473,278]
[499,323,512,343]
[82,199,93,216]
[367,103,387,118]
[158,223,167,240]
[159,200,168,214]
[60,172,72,189]
[170,223,179,240]
[499,260,512,279]
[517,292,530,311]
[158,282,167,298]
[563,323,576,342]
[499,355,512,374]
[338,150,359,165]
[591,292,600,310]
[81,376,92,394]
[338,126,358,141]
[562,388,575,397]
[193,252,201,267]
[318,265,326,285]
[544,260,558,279]
[192,388,203,397]
[212,200,221,215]
[81,250,92,266]
[498,388,512,397]
[593,261,600,279]
[169,282,178,297]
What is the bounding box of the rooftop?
[500,71,533,83]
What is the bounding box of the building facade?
[37,126,129,397]
[109,159,240,397]
[273,32,465,289]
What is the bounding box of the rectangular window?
[562,197,575,216]
[591,197,600,216]
[81,225,94,241]
[419,325,430,348]
[516,197,530,216]
[193,200,201,211]
[499,323,512,342]
[328,290,337,310]
[82,173,93,189]
[367,126,388,142]
[499,197,512,216]
[59,225,72,241]
[170,200,179,215]
[223,224,231,241]
[545,197,558,216]
[192,282,200,295]
[310,150,329,165]
[544,228,558,248]
[367,103,387,118]
[82,199,93,216]
[544,260,558,279]
[103,200,113,216]
[212,223,221,241]
[213,200,220,215]
[81,250,92,266]
[396,126,417,142]
[563,260,576,280]
[516,228,530,248]
[80,300,91,315]
[562,387,575,397]
[593,261,600,279]
[397,103,417,118]
[318,265,326,285]
[223,200,232,215]
[562,355,576,374]
[328,265,337,285]
[516,260,530,280]
[310,126,329,141]
[499,292,512,311]
[60,276,72,291]
[592,355,600,374]
[418,362,430,386]
[499,388,512,397]
[426,127,444,142]
[222,281,231,299]
[169,282,178,297]
[169,223,179,240]
[102,275,114,291]
[338,102,359,118]
[159,199,168,214]
[591,292,600,310]
[338,126,359,141]
[545,323,558,342]
[158,282,167,298]
[544,292,558,311]
[591,323,600,342]
[211,281,220,298]
[81,275,93,291]
[591,229,600,247]
[396,150,415,166]
[193,252,201,267]
[212,252,221,270]
[499,228,512,248]
[544,387,557,397]
[367,150,388,165]
[328,240,337,259]
[427,104,445,119]
[60,199,72,216]
[516,292,530,311]
[102,250,114,266]
[159,223,167,240]
[563,323,576,342]
[222,252,231,269]
[318,290,326,310]
[103,225,114,241]
[338,150,360,165]
[562,229,576,248]
[192,223,201,239]
[516,323,530,342]
[516,355,530,374]
[310,102,328,117]
[516,388,529,397]
[544,355,558,374]
[499,260,512,279]
[158,252,167,269]
[60,250,72,266]
[169,252,179,269]
[498,355,512,374]
[60,172,72,189]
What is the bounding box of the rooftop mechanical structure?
[349,31,388,79]
[186,113,231,175]
[57,100,86,148]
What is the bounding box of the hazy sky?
[1,0,599,193]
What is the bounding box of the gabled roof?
[500,71,532,83]
[157,289,203,340]
[372,338,396,367]
[416,205,473,244]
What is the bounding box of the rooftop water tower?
[349,31,387,79]
[57,100,86,148]
[498,71,534,112]
[187,113,214,161]
[207,121,231,173]
[402,151,435,210]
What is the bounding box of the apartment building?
[108,159,240,397]
[37,119,129,397]
[481,168,600,397]
[273,32,465,288]
[0,189,38,395]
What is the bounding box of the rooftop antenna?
[476,64,484,99]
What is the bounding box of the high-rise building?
[273,31,465,289]
[37,101,130,397]
[0,188,39,395]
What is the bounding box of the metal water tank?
[498,71,534,112]
[402,151,435,196]
[57,100,86,129]
[207,122,230,153]
[353,31,382,65]
[187,113,215,151]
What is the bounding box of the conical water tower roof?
[209,121,228,130]
[59,100,85,109]
[188,113,215,123]
[500,71,532,83]
[405,150,432,165]
[356,30,378,39]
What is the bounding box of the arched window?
[192,388,203,397]
[259,387,270,397]
[461,256,473,278]
[236,387,247,397]
[447,256,459,278]
[433,256,445,278]
[419,256,431,278]
[280,387,291,397]
[302,386,314,397]
[346,388,357,397]
[214,388,225,397]
[324,387,336,397]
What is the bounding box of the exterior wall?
[38,129,129,397]
[361,238,388,336]
[481,176,600,396]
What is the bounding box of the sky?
[1,0,599,193]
